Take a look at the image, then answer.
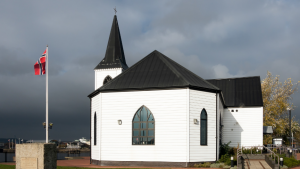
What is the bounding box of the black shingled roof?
[94,15,128,70]
[206,76,263,107]
[88,50,219,97]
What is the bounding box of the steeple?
[95,15,128,70]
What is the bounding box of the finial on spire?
[114,7,117,15]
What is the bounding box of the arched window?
[200,109,207,145]
[94,112,97,145]
[103,76,112,85]
[132,106,155,145]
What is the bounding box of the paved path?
[0,157,221,169]
[244,160,271,169]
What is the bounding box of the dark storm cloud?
[1,0,300,141]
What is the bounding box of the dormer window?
[103,76,112,85]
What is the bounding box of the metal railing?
[237,146,279,168]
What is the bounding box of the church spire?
[94,15,128,70]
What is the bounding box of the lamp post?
[43,122,53,142]
[288,108,291,147]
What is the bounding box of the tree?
[262,71,300,144]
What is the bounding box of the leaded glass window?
[200,109,207,145]
[132,106,155,145]
[103,76,112,85]
[94,112,97,145]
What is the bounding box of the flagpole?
[46,45,49,143]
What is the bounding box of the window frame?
[200,108,208,146]
[132,106,155,145]
[103,75,112,85]
[94,112,97,145]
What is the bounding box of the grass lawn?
[0,164,154,169]
[0,164,15,169]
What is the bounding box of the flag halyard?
[34,49,47,75]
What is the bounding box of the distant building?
[26,140,51,143]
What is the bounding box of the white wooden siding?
[91,94,101,160]
[189,89,217,162]
[218,95,224,160]
[94,68,122,90]
[222,107,263,147]
[99,89,188,162]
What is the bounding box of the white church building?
[88,15,263,167]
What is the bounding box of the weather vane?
[114,7,117,15]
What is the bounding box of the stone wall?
[16,143,56,169]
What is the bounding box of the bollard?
[231,156,234,167]
[280,158,283,166]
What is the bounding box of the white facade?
[189,90,217,162]
[222,107,263,147]
[91,88,219,163]
[94,68,123,90]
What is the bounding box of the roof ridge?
[206,76,261,81]
[158,51,219,90]
[155,51,190,86]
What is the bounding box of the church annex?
[88,15,263,167]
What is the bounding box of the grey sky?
[0,0,299,141]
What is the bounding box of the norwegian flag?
[34,49,47,75]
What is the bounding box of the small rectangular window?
[148,130,154,136]
[132,137,139,145]
[133,131,139,136]
[133,123,139,129]
[141,123,147,129]
[148,122,154,128]
[147,137,154,144]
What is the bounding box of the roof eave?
[88,85,221,98]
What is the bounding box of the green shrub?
[219,154,235,166]
[210,162,226,168]
[220,141,231,157]
[201,162,211,168]
[283,156,300,168]
[194,162,211,168]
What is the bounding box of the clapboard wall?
[92,88,189,162]
[94,68,122,90]
[222,107,263,147]
[189,89,217,162]
[91,93,101,160]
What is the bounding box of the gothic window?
[103,76,112,85]
[132,106,155,145]
[200,109,207,145]
[94,112,97,145]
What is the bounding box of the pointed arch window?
[94,112,97,145]
[200,109,207,145]
[132,106,155,145]
[103,76,112,85]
